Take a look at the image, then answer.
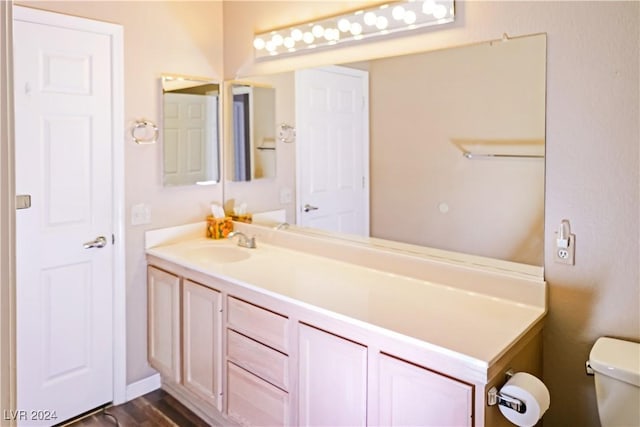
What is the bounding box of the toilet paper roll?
[498,372,550,427]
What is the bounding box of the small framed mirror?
[227,82,276,181]
[161,75,221,186]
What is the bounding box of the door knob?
[303,204,319,212]
[84,236,107,249]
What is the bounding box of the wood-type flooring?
[61,389,211,427]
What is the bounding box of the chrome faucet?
[228,231,257,249]
[274,222,289,230]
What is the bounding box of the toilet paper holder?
[488,369,527,414]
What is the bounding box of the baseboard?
[125,373,161,402]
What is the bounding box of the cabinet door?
[298,324,367,426]
[147,266,181,383]
[183,280,222,409]
[227,362,289,426]
[378,354,473,427]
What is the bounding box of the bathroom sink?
[183,246,251,264]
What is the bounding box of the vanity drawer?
[227,362,290,427]
[227,297,289,353]
[227,329,289,391]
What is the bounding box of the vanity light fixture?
[253,0,454,59]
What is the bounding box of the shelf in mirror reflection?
[227,83,277,182]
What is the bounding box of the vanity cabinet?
[227,362,290,426]
[182,279,222,409]
[147,266,181,384]
[226,297,291,426]
[298,324,368,427]
[147,266,224,417]
[146,244,544,427]
[378,354,473,426]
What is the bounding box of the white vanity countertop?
[146,235,545,370]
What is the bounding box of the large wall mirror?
[225,33,546,268]
[161,75,221,186]
[226,82,277,181]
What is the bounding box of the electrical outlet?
[554,233,575,265]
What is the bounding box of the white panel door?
[296,66,369,236]
[298,324,367,426]
[163,93,209,186]
[14,13,115,425]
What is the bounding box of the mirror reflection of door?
[230,84,276,181]
[233,92,251,181]
[295,66,370,237]
[162,77,220,186]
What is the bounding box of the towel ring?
[131,120,159,144]
[278,122,296,143]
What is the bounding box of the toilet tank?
[589,337,640,427]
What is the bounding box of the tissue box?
[231,213,253,224]
[206,215,233,239]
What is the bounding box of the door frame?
[294,65,370,234]
[11,5,126,406]
[1,0,16,419]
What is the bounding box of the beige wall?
[369,35,545,265]
[15,0,226,384]
[222,1,639,425]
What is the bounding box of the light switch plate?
[131,203,151,226]
[280,187,292,204]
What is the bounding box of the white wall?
[15,0,226,385]
[222,2,640,425]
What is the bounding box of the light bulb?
[350,22,363,36]
[392,6,405,20]
[284,37,295,48]
[423,0,436,15]
[303,32,315,44]
[312,24,324,38]
[265,41,276,52]
[338,18,351,32]
[291,28,303,41]
[376,16,388,30]
[433,4,447,19]
[364,11,377,26]
[323,27,335,40]
[272,34,284,46]
[404,10,417,24]
[253,37,266,50]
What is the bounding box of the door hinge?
[112,234,115,245]
[16,194,31,210]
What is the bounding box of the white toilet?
[589,337,640,426]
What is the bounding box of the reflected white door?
[163,93,210,186]
[14,10,115,425]
[295,66,369,236]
